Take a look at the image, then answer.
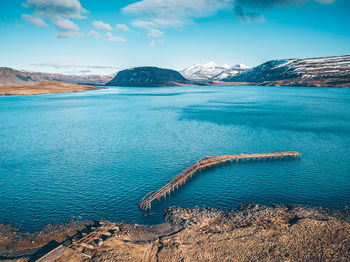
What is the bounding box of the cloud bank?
[123,0,337,29]
[21,0,336,40]
[23,0,86,37]
[24,0,87,19]
[123,0,234,29]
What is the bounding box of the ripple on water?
[0,85,350,231]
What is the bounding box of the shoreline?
[1,203,349,261]
[0,81,104,96]
[1,82,349,97]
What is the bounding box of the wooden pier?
[139,151,301,210]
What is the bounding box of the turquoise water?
[1,85,350,232]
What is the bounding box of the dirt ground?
[91,204,350,261]
[1,204,349,261]
[0,220,93,260]
[0,81,102,96]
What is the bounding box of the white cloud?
[123,0,336,32]
[31,61,117,75]
[33,61,112,69]
[23,0,87,38]
[130,21,164,38]
[104,32,127,43]
[54,17,79,31]
[93,20,112,30]
[56,31,84,38]
[123,0,234,28]
[88,30,100,38]
[123,0,235,38]
[131,20,157,29]
[22,14,47,27]
[116,24,130,31]
[149,40,155,46]
[147,29,164,38]
[24,0,87,19]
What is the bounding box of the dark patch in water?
[179,101,350,134]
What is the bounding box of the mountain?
[106,66,195,87]
[0,67,113,86]
[181,62,249,81]
[181,62,230,80]
[212,64,249,80]
[222,55,350,87]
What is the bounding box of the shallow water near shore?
[1,85,350,232]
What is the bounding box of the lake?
[1,85,350,232]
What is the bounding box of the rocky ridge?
[223,55,350,87]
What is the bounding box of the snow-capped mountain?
[181,62,248,81]
[231,63,250,70]
[212,64,249,80]
[223,55,350,87]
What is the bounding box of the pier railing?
[139,151,301,210]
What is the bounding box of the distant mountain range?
[1,55,349,89]
[0,67,113,86]
[181,62,249,81]
[223,55,350,87]
[106,67,195,87]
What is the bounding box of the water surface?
[1,85,350,231]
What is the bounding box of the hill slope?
[223,55,350,87]
[0,67,112,86]
[0,80,102,96]
[106,67,194,87]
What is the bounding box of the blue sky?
[0,0,349,74]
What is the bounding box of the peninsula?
[0,81,103,96]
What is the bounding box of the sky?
[0,0,349,75]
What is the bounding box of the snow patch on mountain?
[222,55,350,83]
[181,62,249,80]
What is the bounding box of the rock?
[80,243,94,249]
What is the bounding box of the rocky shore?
[1,204,349,261]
